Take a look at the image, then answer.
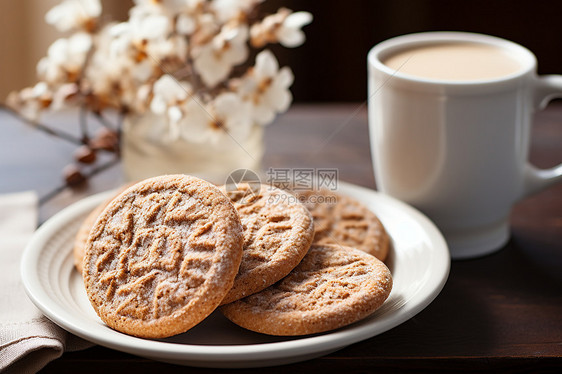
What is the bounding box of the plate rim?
[20,181,450,364]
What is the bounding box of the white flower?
[189,13,220,45]
[276,11,313,47]
[211,92,253,141]
[37,33,93,84]
[130,59,155,82]
[176,1,208,36]
[119,6,171,43]
[178,97,216,143]
[250,9,312,48]
[149,74,196,140]
[13,0,307,143]
[176,92,252,143]
[192,24,249,87]
[107,7,173,84]
[109,4,172,61]
[239,50,294,126]
[52,83,80,110]
[211,0,263,23]
[84,24,130,106]
[45,0,102,32]
[176,13,197,35]
[133,0,191,15]
[147,34,188,62]
[150,74,192,115]
[7,82,53,121]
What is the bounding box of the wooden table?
[1,104,561,373]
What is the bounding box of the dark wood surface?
[1,104,561,373]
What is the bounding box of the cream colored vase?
[121,113,264,184]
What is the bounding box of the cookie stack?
[77,175,392,338]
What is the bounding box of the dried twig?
[39,156,121,205]
[0,103,84,146]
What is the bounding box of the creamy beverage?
[369,32,562,259]
[383,42,522,81]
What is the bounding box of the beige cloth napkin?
[0,191,91,373]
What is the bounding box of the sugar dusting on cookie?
[218,184,314,305]
[221,244,392,336]
[83,175,243,338]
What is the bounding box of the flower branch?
[0,103,83,146]
[5,0,312,191]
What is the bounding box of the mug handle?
[524,75,562,196]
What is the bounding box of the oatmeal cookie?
[219,183,314,304]
[295,189,390,261]
[221,244,392,336]
[83,175,243,338]
[73,184,132,274]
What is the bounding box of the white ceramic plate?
[21,181,450,368]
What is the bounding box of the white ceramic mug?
[367,32,562,259]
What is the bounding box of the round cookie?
[219,183,314,305]
[83,175,244,338]
[73,184,132,274]
[295,189,390,261]
[221,244,393,336]
[74,201,107,274]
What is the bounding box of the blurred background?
[2,0,562,102]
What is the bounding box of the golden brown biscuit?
[83,175,244,338]
[219,183,314,304]
[73,202,106,274]
[221,244,393,336]
[73,184,133,274]
[295,189,390,261]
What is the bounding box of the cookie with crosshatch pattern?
[73,184,133,274]
[73,199,108,274]
[221,244,393,336]
[83,175,243,338]
[294,189,390,262]
[218,183,314,305]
